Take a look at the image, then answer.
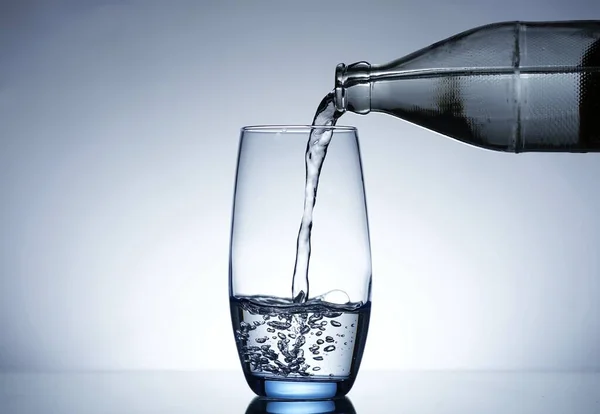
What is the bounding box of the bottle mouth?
[334,63,348,113]
[334,61,372,114]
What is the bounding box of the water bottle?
[334,21,600,152]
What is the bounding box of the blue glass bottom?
[265,380,338,399]
[244,374,356,400]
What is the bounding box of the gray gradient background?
[1,0,599,372]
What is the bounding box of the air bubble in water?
[309,314,323,322]
[324,345,336,352]
[331,321,342,327]
[268,321,291,330]
[295,336,306,348]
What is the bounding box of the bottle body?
[335,21,600,152]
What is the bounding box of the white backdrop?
[1,0,599,371]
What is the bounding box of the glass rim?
[241,125,357,132]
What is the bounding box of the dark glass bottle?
[334,21,600,152]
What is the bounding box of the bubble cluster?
[233,297,366,378]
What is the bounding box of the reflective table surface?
[1,371,598,413]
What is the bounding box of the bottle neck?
[335,62,372,114]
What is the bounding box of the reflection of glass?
[245,396,356,414]
[230,126,372,399]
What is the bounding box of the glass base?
[244,374,356,400]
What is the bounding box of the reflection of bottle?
[334,21,600,152]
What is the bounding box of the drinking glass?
[229,125,372,399]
